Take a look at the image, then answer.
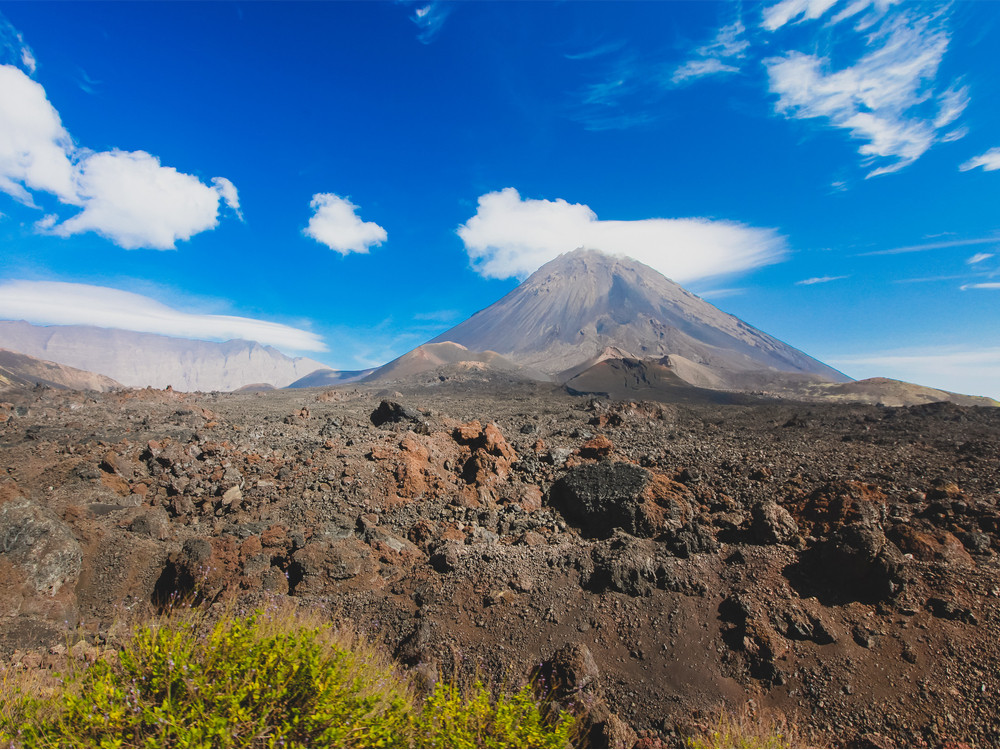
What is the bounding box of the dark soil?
[2,377,999,748]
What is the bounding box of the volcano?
[429,248,850,389]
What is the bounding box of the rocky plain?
[2,368,999,748]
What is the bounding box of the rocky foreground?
[1,377,999,747]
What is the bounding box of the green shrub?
[414,678,575,749]
[2,604,573,749]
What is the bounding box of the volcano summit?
[428,249,848,387]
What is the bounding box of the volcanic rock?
[0,498,82,594]
[550,462,691,538]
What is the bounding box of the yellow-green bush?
[416,679,574,749]
[2,604,573,749]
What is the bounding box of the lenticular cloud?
[457,188,787,284]
[0,280,328,352]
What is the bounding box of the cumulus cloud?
[457,188,786,283]
[0,63,240,249]
[764,8,967,177]
[796,275,849,285]
[0,65,77,205]
[960,147,1000,172]
[304,193,387,255]
[45,150,235,250]
[0,280,327,352]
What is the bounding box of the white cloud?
[565,42,627,61]
[410,2,451,44]
[960,147,1000,172]
[672,58,740,85]
[671,20,748,84]
[0,64,240,249]
[694,287,746,300]
[967,253,994,265]
[0,12,35,74]
[861,236,1000,256]
[46,150,235,250]
[34,213,57,231]
[827,346,1000,400]
[0,280,327,352]
[457,188,787,283]
[0,65,78,205]
[960,283,1000,291]
[764,8,966,177]
[829,0,895,27]
[304,193,387,255]
[211,176,242,220]
[762,0,839,32]
[796,275,849,285]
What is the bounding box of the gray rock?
[0,498,82,594]
[129,508,170,540]
[752,501,800,546]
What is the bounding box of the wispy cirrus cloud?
[859,236,1000,256]
[671,20,748,84]
[967,253,994,265]
[763,5,967,177]
[569,53,660,131]
[406,1,452,44]
[693,287,747,300]
[960,283,1000,291]
[762,0,840,31]
[0,280,327,352]
[960,147,1000,172]
[564,41,627,62]
[457,187,786,284]
[796,275,849,285]
[75,68,101,96]
[0,11,34,74]
[0,61,241,249]
[570,14,751,128]
[569,1,968,177]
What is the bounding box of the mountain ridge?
[0,321,327,392]
[0,348,122,392]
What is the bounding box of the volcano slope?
[1,378,999,748]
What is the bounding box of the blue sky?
[0,1,999,397]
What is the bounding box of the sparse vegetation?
[0,602,574,749]
[680,703,803,749]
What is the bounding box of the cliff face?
[431,248,850,383]
[0,321,326,391]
